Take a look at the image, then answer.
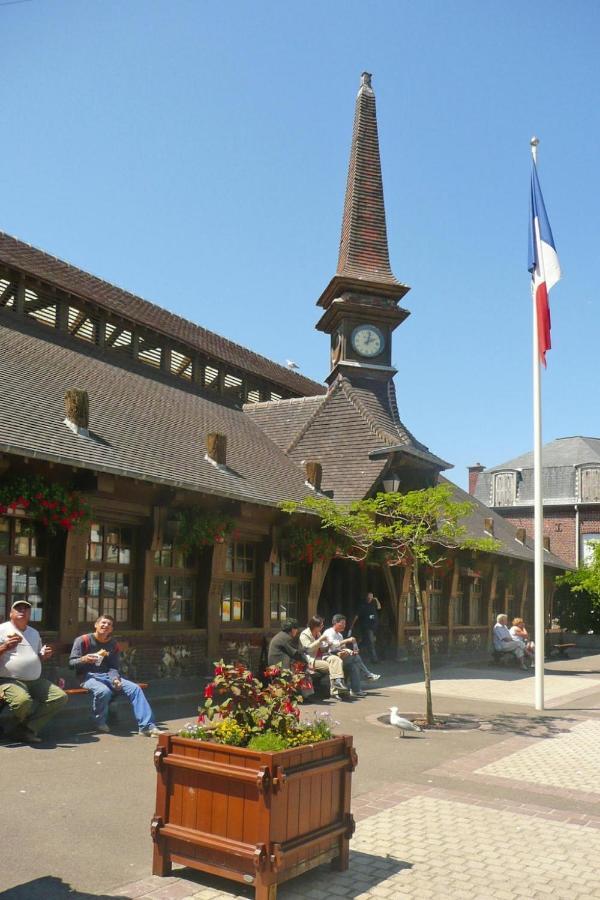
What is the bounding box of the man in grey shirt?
[493,614,528,670]
[0,599,67,743]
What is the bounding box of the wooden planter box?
[151,732,357,900]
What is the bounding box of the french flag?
[528,162,561,367]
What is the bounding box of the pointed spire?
[336,73,399,286]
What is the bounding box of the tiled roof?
[474,436,600,507]
[0,317,314,508]
[247,375,447,503]
[0,231,325,398]
[443,477,569,570]
[336,73,401,287]
[242,395,326,451]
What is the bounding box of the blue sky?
[2,1,599,488]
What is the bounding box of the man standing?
[493,614,529,671]
[69,614,160,736]
[0,599,68,743]
[352,592,380,663]
[321,614,364,697]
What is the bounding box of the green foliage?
[174,508,234,552]
[247,732,289,751]
[554,581,600,634]
[282,485,500,567]
[557,542,600,600]
[0,475,90,533]
[280,524,349,563]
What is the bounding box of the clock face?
[351,325,385,358]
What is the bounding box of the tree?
[556,542,600,633]
[283,484,498,724]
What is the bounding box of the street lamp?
[382,471,401,493]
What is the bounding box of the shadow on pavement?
[0,876,123,899]
[162,851,412,899]
[461,712,577,737]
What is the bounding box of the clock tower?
[316,72,410,386]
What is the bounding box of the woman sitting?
[510,617,534,658]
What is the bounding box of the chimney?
[543,536,551,551]
[206,432,227,466]
[468,463,485,495]
[516,527,526,544]
[64,389,89,436]
[305,461,323,492]
[484,517,494,535]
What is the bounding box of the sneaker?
[354,691,368,698]
[139,725,162,737]
[97,723,110,734]
[366,673,381,681]
[332,679,350,694]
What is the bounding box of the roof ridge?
[243,394,324,411]
[0,230,325,396]
[338,378,400,448]
[284,383,339,455]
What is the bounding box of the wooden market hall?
[0,74,566,681]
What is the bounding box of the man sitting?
[69,614,161,736]
[321,614,364,697]
[493,614,528,670]
[0,599,67,743]
[299,616,350,700]
[268,619,305,667]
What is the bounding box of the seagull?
[285,359,299,369]
[389,707,423,738]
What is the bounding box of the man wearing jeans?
[69,614,160,736]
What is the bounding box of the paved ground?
[2,652,600,899]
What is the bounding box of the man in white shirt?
[321,614,364,697]
[493,613,528,670]
[0,599,68,743]
[299,615,350,700]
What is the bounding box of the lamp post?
[382,472,401,493]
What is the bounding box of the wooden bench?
[547,643,576,659]
[65,682,148,696]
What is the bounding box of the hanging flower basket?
[173,507,235,552]
[280,524,349,564]
[0,475,89,533]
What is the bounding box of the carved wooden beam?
[307,557,331,620]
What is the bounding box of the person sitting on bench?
[299,616,350,700]
[493,614,528,670]
[69,614,161,736]
[510,617,534,659]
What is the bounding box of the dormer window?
[580,467,600,502]
[493,472,516,507]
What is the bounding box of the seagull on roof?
[285,360,299,369]
[389,707,423,738]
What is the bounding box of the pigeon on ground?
[389,706,423,738]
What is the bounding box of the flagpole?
[531,135,545,711]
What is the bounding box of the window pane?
[0,519,9,554]
[14,533,31,557]
[0,565,6,594]
[12,567,28,594]
[225,544,233,573]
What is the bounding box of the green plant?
[179,660,334,748]
[0,475,89,533]
[247,732,289,751]
[174,508,234,552]
[280,524,348,564]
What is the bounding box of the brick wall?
[495,507,587,567]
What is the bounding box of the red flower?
[246,673,254,684]
[204,684,214,699]
[264,665,281,678]
[0,505,6,515]
[197,713,206,723]
[59,518,71,528]
[214,664,224,676]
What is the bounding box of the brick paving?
[112,720,600,900]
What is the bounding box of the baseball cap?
[11,600,32,610]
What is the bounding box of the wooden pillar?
[15,280,25,316]
[448,558,460,653]
[142,506,167,631]
[206,542,228,662]
[488,562,498,648]
[307,558,331,620]
[59,526,88,642]
[396,565,412,655]
[519,566,529,620]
